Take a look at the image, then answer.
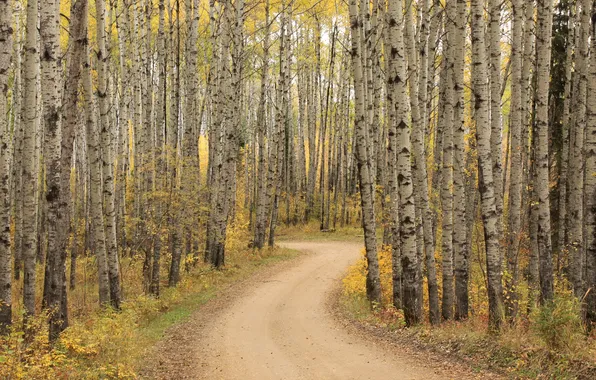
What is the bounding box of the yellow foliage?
[342,246,393,306]
[1,239,295,379]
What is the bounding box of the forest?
[1,0,596,378]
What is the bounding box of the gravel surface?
[140,241,499,379]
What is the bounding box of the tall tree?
[349,0,382,304]
[21,0,40,317]
[471,0,504,330]
[411,0,440,325]
[584,0,596,325]
[535,0,554,303]
[0,0,14,334]
[452,0,468,321]
[387,0,421,326]
[96,0,121,309]
[568,0,592,299]
[254,0,271,249]
[83,15,111,306]
[505,0,525,320]
[489,0,503,233]
[440,0,456,321]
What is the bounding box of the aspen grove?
[2,0,596,361]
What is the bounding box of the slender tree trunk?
[83,26,111,307]
[384,1,401,308]
[411,0,440,325]
[349,0,382,304]
[440,0,456,321]
[489,0,504,236]
[568,0,592,299]
[96,0,121,309]
[584,1,596,325]
[505,0,525,320]
[471,0,504,330]
[12,3,24,284]
[254,0,270,249]
[556,5,574,277]
[268,0,288,247]
[535,0,554,304]
[388,0,420,325]
[0,0,14,334]
[452,0,468,321]
[21,0,40,317]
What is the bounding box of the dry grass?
[340,249,596,380]
[0,224,299,379]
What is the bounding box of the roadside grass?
[0,235,299,379]
[339,246,596,380]
[137,248,298,345]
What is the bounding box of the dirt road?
[143,241,485,379]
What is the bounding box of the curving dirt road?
[143,241,486,379]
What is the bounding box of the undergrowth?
[0,230,298,379]
[341,247,596,379]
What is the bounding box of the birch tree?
[452,0,467,320]
[534,0,554,303]
[568,0,592,298]
[489,0,503,231]
[349,0,382,304]
[387,0,420,326]
[83,17,111,306]
[21,0,40,317]
[584,0,596,325]
[505,0,525,320]
[471,0,504,330]
[440,0,455,321]
[0,0,13,334]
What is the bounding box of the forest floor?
[141,240,496,379]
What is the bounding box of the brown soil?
[140,241,499,379]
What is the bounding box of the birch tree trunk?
[440,0,455,321]
[21,0,40,317]
[584,2,596,325]
[388,0,420,325]
[96,0,121,309]
[383,3,401,307]
[535,0,554,303]
[451,0,468,321]
[489,0,503,233]
[349,0,382,304]
[0,0,13,334]
[254,0,270,249]
[181,0,200,264]
[505,0,525,320]
[471,0,504,330]
[556,5,574,275]
[520,2,536,306]
[268,0,287,247]
[568,0,592,298]
[83,25,111,306]
[12,2,23,284]
[205,0,240,267]
[405,0,440,325]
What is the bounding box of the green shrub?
[532,294,584,352]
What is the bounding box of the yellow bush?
[342,246,394,307]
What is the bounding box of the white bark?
[96,0,121,308]
[83,23,110,306]
[505,0,525,320]
[535,0,554,303]
[568,0,592,298]
[349,0,382,304]
[0,0,14,333]
[21,0,40,316]
[471,0,504,330]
